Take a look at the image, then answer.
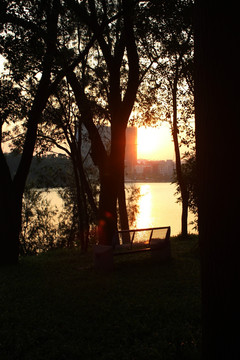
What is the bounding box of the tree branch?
[38,133,71,157]
[122,0,139,117]
[66,70,108,170]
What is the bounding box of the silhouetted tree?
[66,0,139,245]
[195,1,240,358]
[132,0,195,237]
[0,0,94,264]
[0,0,61,264]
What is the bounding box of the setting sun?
[137,125,173,160]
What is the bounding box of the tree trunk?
[0,151,16,264]
[195,1,240,358]
[98,166,118,246]
[172,81,189,238]
[181,194,189,238]
[111,120,130,242]
[118,181,130,244]
[0,186,21,265]
[70,125,94,252]
[98,121,129,246]
[72,156,89,252]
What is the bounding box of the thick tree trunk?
[111,121,130,242]
[98,121,129,246]
[0,187,21,265]
[98,187,116,246]
[195,1,240,358]
[0,152,17,264]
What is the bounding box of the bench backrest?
[113,226,170,247]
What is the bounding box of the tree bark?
[195,1,240,358]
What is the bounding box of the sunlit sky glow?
[137,123,174,161]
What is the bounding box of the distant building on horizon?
[127,159,175,181]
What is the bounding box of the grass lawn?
[0,236,201,360]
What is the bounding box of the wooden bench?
[113,226,171,260]
[93,226,171,271]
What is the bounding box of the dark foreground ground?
[0,236,201,360]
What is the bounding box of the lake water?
[126,182,196,236]
[46,182,196,236]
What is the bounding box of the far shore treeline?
[6,152,71,188]
[6,152,176,187]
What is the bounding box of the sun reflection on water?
[135,184,153,230]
